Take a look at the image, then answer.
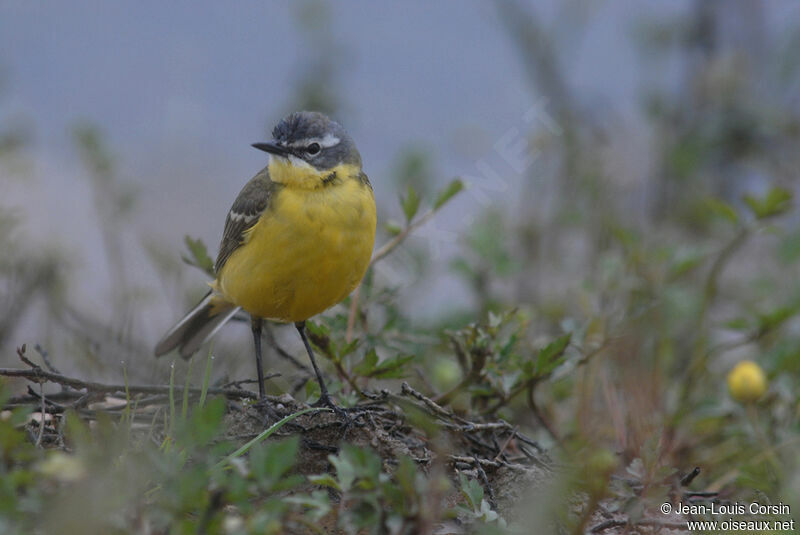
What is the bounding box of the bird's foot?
[312,393,352,427]
[252,396,280,424]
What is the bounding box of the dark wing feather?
[215,167,277,274]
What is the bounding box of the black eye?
[306,143,321,155]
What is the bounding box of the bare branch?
[0,365,264,401]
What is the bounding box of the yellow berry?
[727,360,767,403]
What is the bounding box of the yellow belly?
[216,179,376,322]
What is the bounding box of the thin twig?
[680,467,700,487]
[263,325,311,374]
[307,331,362,396]
[345,285,360,343]
[448,455,528,472]
[401,382,458,421]
[36,384,46,447]
[679,226,751,406]
[527,384,562,446]
[16,345,39,370]
[370,209,438,266]
[222,374,281,390]
[0,366,264,401]
[483,339,606,415]
[444,421,514,432]
[703,227,750,306]
[34,344,62,375]
[473,456,497,509]
[25,385,66,411]
[345,207,442,341]
[399,382,545,461]
[494,425,518,462]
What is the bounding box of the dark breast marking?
[322,171,339,186]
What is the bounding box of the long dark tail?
[154,292,240,359]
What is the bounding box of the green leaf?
[479,499,500,522]
[400,185,421,223]
[459,473,484,511]
[384,220,403,236]
[743,186,793,220]
[305,319,330,338]
[308,473,341,491]
[354,349,414,379]
[181,235,214,276]
[534,333,571,377]
[338,338,360,360]
[371,354,415,379]
[757,305,800,333]
[250,436,300,486]
[393,456,419,497]
[329,445,382,494]
[304,379,321,405]
[328,452,356,492]
[352,348,378,377]
[500,370,521,395]
[174,397,226,448]
[285,490,332,522]
[722,317,752,332]
[434,178,464,210]
[667,249,705,280]
[704,197,739,225]
[778,230,800,264]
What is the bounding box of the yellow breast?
[216,171,376,322]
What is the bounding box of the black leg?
[295,320,351,425]
[251,316,266,399]
[295,321,331,402]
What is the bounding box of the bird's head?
[253,111,361,189]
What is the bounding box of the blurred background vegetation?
[1,0,800,532]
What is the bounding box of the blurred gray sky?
[1,0,682,195]
[2,1,798,349]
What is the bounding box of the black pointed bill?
[251,141,290,157]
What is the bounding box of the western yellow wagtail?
[154,111,377,410]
